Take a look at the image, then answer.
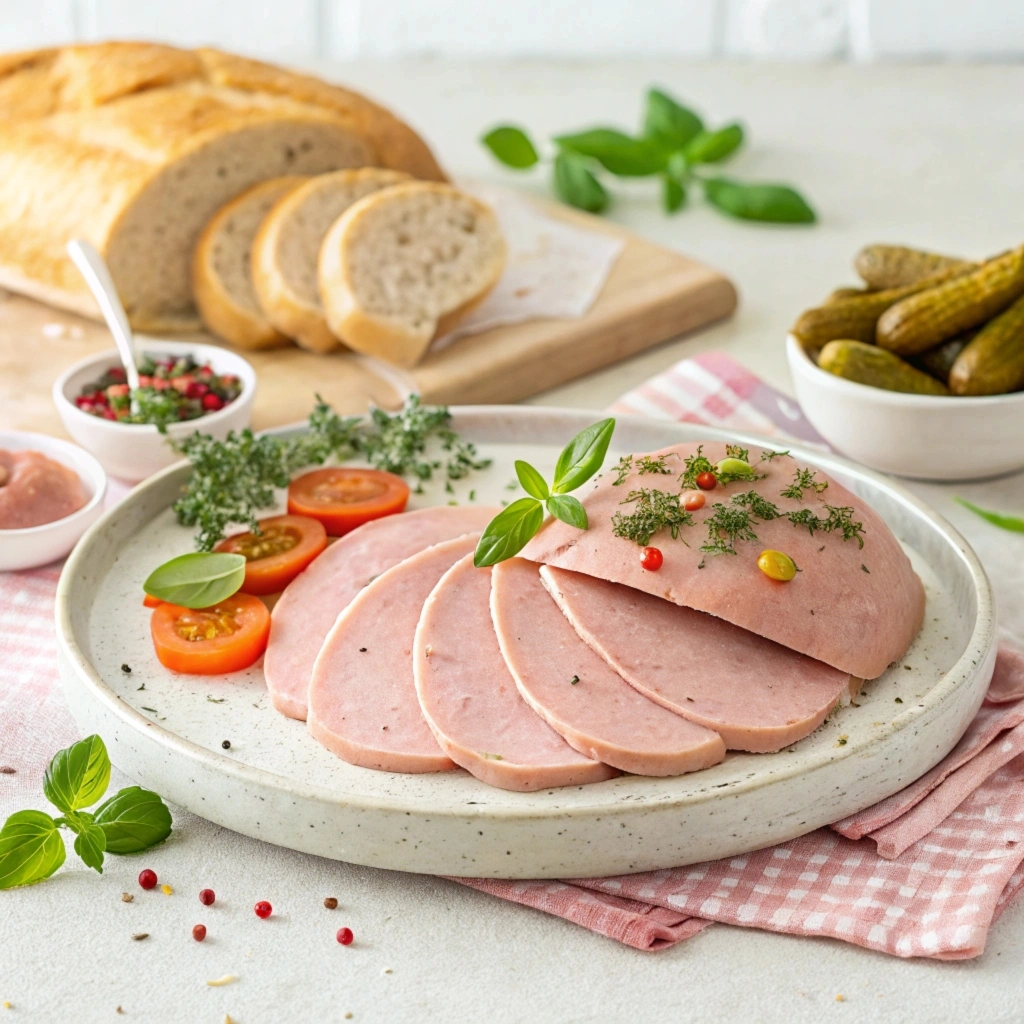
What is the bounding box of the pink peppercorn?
[192,924,207,942]
[199,888,215,906]
[254,901,272,919]
[336,927,354,946]
[138,869,158,890]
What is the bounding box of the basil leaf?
[143,551,246,609]
[555,128,669,177]
[515,460,549,500]
[73,822,106,874]
[474,499,545,567]
[684,124,744,164]
[481,125,539,169]
[643,88,703,149]
[703,177,816,224]
[662,175,686,213]
[0,810,66,890]
[93,786,173,854]
[546,494,588,530]
[43,734,110,814]
[553,153,609,214]
[552,418,616,494]
[955,498,1024,533]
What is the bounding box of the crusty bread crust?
[193,176,305,350]
[251,168,409,354]
[318,182,506,369]
[0,41,446,329]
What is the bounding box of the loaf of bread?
[193,176,307,350]
[0,42,445,331]
[318,182,506,368]
[252,168,409,354]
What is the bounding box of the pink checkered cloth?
[3,353,1024,960]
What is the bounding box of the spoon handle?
[66,239,141,392]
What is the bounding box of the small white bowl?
[54,338,256,483]
[0,431,107,571]
[787,334,1024,481]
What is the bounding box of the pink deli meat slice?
[307,534,482,773]
[520,442,924,680]
[265,505,497,720]
[541,565,852,753]
[413,554,617,791]
[490,558,726,776]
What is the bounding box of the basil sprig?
[474,418,615,567]
[143,551,246,608]
[481,86,814,225]
[0,735,172,889]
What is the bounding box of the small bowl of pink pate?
[0,431,107,571]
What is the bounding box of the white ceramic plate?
[55,407,996,878]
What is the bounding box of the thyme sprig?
[701,503,759,555]
[173,395,491,550]
[611,488,695,546]
[781,467,829,501]
[731,490,783,521]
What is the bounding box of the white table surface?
[5,58,1024,1023]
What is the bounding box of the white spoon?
[66,240,141,405]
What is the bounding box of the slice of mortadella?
[307,534,480,773]
[490,558,726,776]
[413,554,617,791]
[265,505,497,721]
[540,565,852,753]
[520,442,924,680]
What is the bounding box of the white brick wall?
[2,0,1023,60]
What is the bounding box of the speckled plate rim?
[54,406,996,871]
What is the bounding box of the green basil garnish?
[0,735,173,889]
[474,419,614,567]
[955,498,1024,534]
[143,551,246,608]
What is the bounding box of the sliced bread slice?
[193,176,307,349]
[251,168,410,353]
[317,182,506,368]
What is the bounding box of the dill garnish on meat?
[612,452,677,485]
[787,505,865,548]
[781,467,829,500]
[611,488,695,545]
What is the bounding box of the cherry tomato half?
[150,593,270,675]
[287,468,409,536]
[215,515,327,595]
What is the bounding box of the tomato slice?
[287,468,410,536]
[214,514,327,595]
[150,593,270,675]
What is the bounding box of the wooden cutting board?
[0,203,735,437]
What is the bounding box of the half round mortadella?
[265,505,497,721]
[520,442,924,680]
[306,534,481,773]
[540,565,853,753]
[413,554,617,791]
[490,558,726,776]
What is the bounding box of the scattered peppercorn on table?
[3,57,1024,1024]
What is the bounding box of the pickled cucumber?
[792,265,969,350]
[876,245,1024,356]
[854,244,973,289]
[949,293,1024,395]
[909,334,971,383]
[818,340,950,395]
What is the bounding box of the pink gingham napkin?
[3,354,1024,960]
[454,352,1024,959]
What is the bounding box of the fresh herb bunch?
[701,502,760,556]
[678,446,716,489]
[474,418,615,566]
[788,505,865,548]
[481,87,815,224]
[173,395,491,550]
[611,488,694,546]
[0,735,172,889]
